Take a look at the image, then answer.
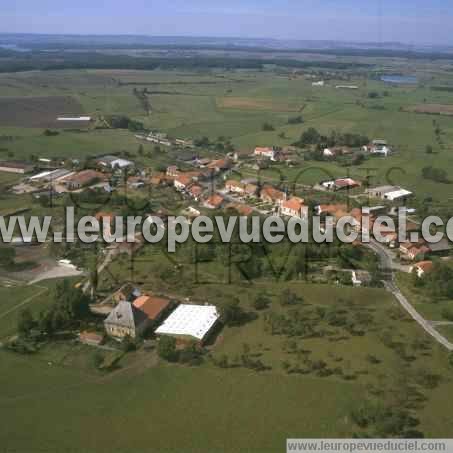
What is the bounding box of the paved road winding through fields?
[366,239,453,351]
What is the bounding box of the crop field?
[1,68,453,201]
[217,96,304,112]
[0,96,86,128]
[404,103,453,115]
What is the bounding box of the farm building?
[28,168,73,183]
[0,161,34,174]
[96,155,134,170]
[321,178,360,191]
[57,116,91,122]
[62,170,104,190]
[366,185,412,202]
[155,304,220,344]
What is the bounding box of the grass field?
[1,278,453,451]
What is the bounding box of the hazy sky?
[3,0,453,45]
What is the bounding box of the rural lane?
[365,239,453,351]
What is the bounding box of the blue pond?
[380,75,418,84]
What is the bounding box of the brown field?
[404,103,453,115]
[0,96,87,128]
[217,96,303,112]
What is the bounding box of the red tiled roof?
[175,174,193,186]
[415,261,433,273]
[282,197,304,211]
[133,295,171,321]
[205,194,224,208]
[260,185,286,202]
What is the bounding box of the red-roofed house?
[254,147,277,160]
[260,185,287,206]
[133,295,171,325]
[410,261,434,278]
[281,197,308,219]
[203,194,225,210]
[174,174,194,191]
[188,184,204,201]
[225,180,245,195]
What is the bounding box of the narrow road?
[365,239,453,351]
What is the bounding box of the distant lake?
[380,75,418,84]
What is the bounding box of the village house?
[62,170,105,191]
[400,240,430,261]
[104,294,172,340]
[410,261,434,278]
[155,304,220,345]
[225,180,246,195]
[254,146,278,161]
[260,185,287,206]
[244,183,258,198]
[321,178,360,191]
[207,158,232,173]
[174,174,194,191]
[280,197,308,219]
[0,160,34,174]
[226,203,254,216]
[104,301,149,339]
[323,147,352,159]
[362,140,392,157]
[150,173,167,186]
[316,204,349,220]
[188,184,204,201]
[203,194,225,210]
[166,165,179,178]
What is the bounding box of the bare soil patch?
[217,96,302,112]
[404,103,453,116]
[0,96,87,128]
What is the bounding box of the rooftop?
[155,304,220,341]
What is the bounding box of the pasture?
[0,279,453,451]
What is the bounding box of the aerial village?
[1,128,450,358]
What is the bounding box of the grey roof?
[104,301,148,329]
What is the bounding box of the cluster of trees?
[421,166,449,183]
[157,336,203,366]
[0,51,372,74]
[132,88,151,115]
[262,122,275,132]
[17,280,92,339]
[294,127,369,149]
[105,115,144,131]
[0,247,16,268]
[413,261,453,299]
[350,401,423,438]
[287,115,304,125]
